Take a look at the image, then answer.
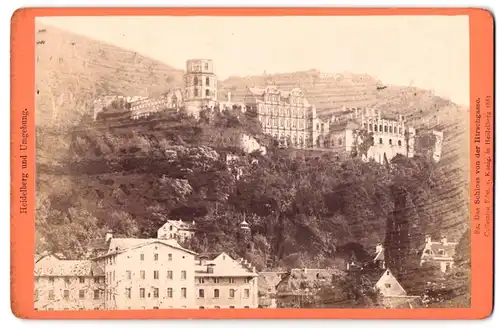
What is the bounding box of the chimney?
[227,92,232,103]
[105,231,113,243]
[375,243,383,254]
[425,235,432,245]
[441,236,448,246]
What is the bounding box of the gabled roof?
[159,219,195,231]
[95,238,197,259]
[195,253,258,277]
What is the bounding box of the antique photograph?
[34,15,471,311]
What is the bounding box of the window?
[244,306,250,309]
[64,277,70,284]
[438,249,445,256]
[245,277,252,283]
[214,289,219,298]
[384,125,388,133]
[213,277,220,283]
[167,271,173,280]
[389,126,393,133]
[126,271,132,280]
[169,225,173,231]
[374,125,377,132]
[385,283,392,288]
[94,290,100,300]
[338,138,343,146]
[229,306,235,309]
[205,89,210,97]
[167,288,173,298]
[204,63,209,70]
[154,271,159,280]
[154,253,159,261]
[168,254,172,261]
[199,289,205,298]
[49,277,54,284]
[199,306,205,309]
[229,289,235,298]
[153,307,159,310]
[215,306,220,309]
[194,89,199,97]
[153,288,159,298]
[229,278,235,283]
[94,277,99,283]
[126,288,131,299]
[379,125,382,131]
[139,288,145,299]
[194,77,198,85]
[64,290,69,300]
[244,289,250,298]
[389,139,392,145]
[181,288,187,298]
[140,270,145,279]
[79,290,85,299]
[379,138,383,144]
[181,271,187,280]
[398,140,402,146]
[198,278,205,284]
[368,125,372,131]
[140,253,144,261]
[206,77,210,85]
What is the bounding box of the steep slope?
[35,22,184,127]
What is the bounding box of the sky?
[38,15,470,106]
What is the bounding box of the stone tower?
[183,59,218,117]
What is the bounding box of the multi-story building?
[194,252,259,309]
[420,235,458,273]
[34,253,105,311]
[244,82,319,148]
[183,59,218,117]
[129,89,183,120]
[157,219,196,243]
[93,236,197,310]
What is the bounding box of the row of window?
[192,88,214,98]
[124,287,186,299]
[37,289,102,301]
[364,123,405,135]
[107,252,174,265]
[198,288,250,299]
[197,277,252,284]
[259,106,306,117]
[106,270,187,282]
[264,95,304,105]
[37,276,104,284]
[378,138,403,146]
[265,117,306,129]
[191,76,212,86]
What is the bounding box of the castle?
[92,59,443,163]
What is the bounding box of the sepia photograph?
[33,14,471,311]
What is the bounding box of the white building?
[157,219,196,243]
[94,237,197,310]
[194,252,259,309]
[420,235,458,273]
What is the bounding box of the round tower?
[184,59,218,117]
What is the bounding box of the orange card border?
[10,7,494,320]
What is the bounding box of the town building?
[374,268,407,297]
[93,236,197,310]
[372,243,386,269]
[183,59,218,117]
[194,252,259,309]
[129,89,183,120]
[420,235,458,273]
[258,271,286,308]
[34,253,105,311]
[244,82,319,148]
[157,219,196,243]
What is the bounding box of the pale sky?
[38,16,470,106]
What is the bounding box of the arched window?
[384,125,388,133]
[374,125,378,132]
[389,126,393,133]
[398,140,402,146]
[379,138,383,144]
[389,139,392,145]
[379,125,382,132]
[206,77,210,86]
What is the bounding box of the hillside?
[35,22,184,127]
[35,25,470,267]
